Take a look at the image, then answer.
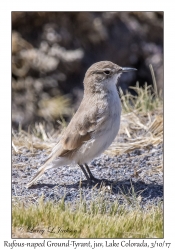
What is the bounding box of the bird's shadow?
[29,178,163,201]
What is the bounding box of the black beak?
[122,67,137,72]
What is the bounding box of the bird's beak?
[122,67,137,72]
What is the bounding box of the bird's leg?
[84,163,100,182]
[85,163,112,185]
[79,164,112,186]
[78,164,90,181]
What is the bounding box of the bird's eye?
[104,70,111,75]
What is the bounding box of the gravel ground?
[12,143,163,209]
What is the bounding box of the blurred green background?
[12,12,163,130]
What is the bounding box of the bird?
[26,61,137,188]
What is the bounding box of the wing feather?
[48,98,107,159]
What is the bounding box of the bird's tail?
[26,142,64,188]
[26,165,47,188]
[26,158,55,188]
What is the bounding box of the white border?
[0,1,174,248]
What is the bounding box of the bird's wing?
[50,98,107,159]
[59,109,101,156]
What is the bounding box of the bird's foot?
[89,177,112,187]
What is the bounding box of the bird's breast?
[76,89,121,164]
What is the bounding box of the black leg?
[78,164,90,181]
[85,163,112,186]
[79,163,112,186]
[84,163,99,181]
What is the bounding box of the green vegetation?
[12,198,163,238]
[120,65,162,114]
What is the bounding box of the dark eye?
[104,70,111,75]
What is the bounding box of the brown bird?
[27,61,136,188]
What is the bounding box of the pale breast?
[76,87,121,164]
